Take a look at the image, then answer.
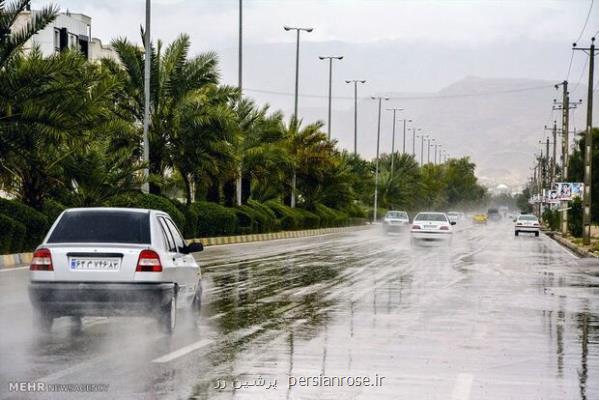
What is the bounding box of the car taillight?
[412,225,421,229]
[30,248,53,271]
[440,226,450,230]
[136,249,162,272]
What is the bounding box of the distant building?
[12,7,119,63]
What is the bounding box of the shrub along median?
[0,193,369,256]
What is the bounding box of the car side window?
[164,218,185,253]
[158,217,177,252]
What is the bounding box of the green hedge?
[247,200,279,232]
[264,200,305,230]
[192,201,238,237]
[569,198,583,237]
[0,198,49,251]
[104,192,186,231]
[170,200,199,238]
[42,198,67,224]
[295,208,320,229]
[315,204,349,227]
[234,207,255,235]
[344,202,367,218]
[0,214,15,253]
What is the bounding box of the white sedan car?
[411,212,455,244]
[514,214,540,237]
[28,207,203,334]
[382,210,410,234]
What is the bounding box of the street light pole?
[402,119,412,155]
[411,127,421,157]
[141,0,151,194]
[385,108,404,177]
[345,80,366,155]
[427,138,435,164]
[418,135,428,165]
[319,56,343,140]
[284,26,313,208]
[372,96,389,223]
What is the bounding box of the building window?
[54,28,60,52]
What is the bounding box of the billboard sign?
[552,182,584,201]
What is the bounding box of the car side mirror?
[450,221,456,225]
[183,242,204,254]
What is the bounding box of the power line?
[575,0,594,43]
[571,56,589,94]
[244,84,555,101]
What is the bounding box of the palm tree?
[0,49,123,208]
[108,33,220,195]
[0,0,58,68]
[234,98,287,203]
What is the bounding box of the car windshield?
[47,211,151,244]
[386,211,407,219]
[414,213,448,222]
[518,215,538,222]
[488,209,499,214]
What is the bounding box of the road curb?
[545,232,598,258]
[0,252,33,270]
[192,225,371,247]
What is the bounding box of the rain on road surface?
[1,220,599,399]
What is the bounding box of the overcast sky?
[31,0,597,88]
[29,0,599,186]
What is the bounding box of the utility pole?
[386,108,404,178]
[141,0,151,194]
[345,80,366,155]
[236,0,243,206]
[543,122,558,187]
[574,37,596,245]
[372,96,389,222]
[319,56,343,139]
[284,26,313,208]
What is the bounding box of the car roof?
[63,207,167,216]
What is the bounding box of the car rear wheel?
[159,294,177,334]
[33,311,54,332]
[515,231,519,236]
[535,232,539,237]
[192,283,203,311]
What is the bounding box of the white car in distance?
[411,212,455,244]
[28,207,204,334]
[514,214,540,237]
[382,210,410,234]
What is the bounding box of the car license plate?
[69,258,121,271]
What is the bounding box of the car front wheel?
[33,310,54,332]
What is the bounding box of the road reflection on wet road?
[1,221,598,399]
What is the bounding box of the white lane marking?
[0,266,28,273]
[543,235,578,259]
[152,339,212,363]
[451,373,473,400]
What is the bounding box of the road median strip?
[0,225,371,270]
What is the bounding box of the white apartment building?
[12,7,119,63]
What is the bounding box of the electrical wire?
[575,0,594,43]
[571,56,589,94]
[244,84,555,101]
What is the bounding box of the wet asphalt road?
[1,220,599,399]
